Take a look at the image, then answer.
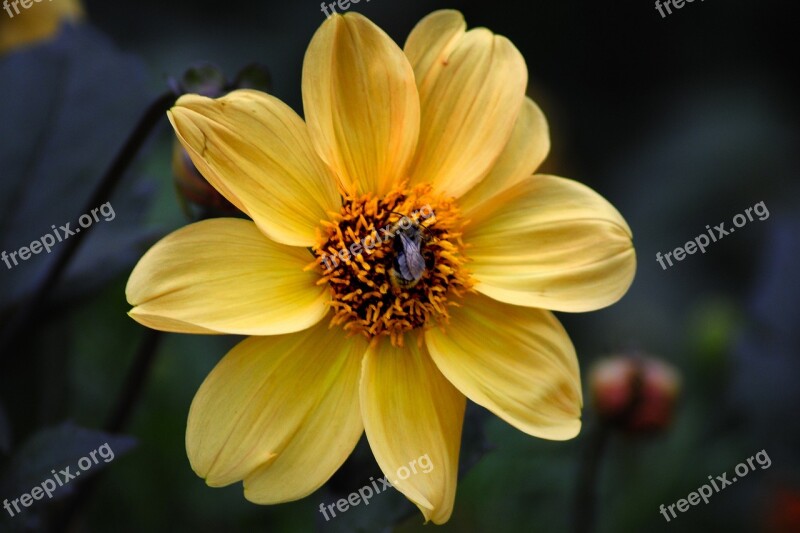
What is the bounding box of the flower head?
[126,10,636,524]
[0,0,82,55]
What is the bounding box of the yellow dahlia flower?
[0,0,82,55]
[126,10,636,524]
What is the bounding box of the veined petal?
[361,339,465,524]
[303,12,420,196]
[168,90,341,247]
[458,98,550,216]
[126,218,328,335]
[464,175,636,312]
[404,10,527,198]
[426,293,582,440]
[186,322,366,499]
[403,10,466,90]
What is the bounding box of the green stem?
[573,422,610,533]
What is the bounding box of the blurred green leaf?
[0,24,156,312]
[0,422,136,504]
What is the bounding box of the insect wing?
[398,232,427,281]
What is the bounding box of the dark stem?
[0,90,177,363]
[104,329,163,433]
[52,329,164,533]
[574,356,647,533]
[573,422,610,533]
[3,88,177,530]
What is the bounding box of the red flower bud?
[589,354,681,433]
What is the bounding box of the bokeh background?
[1,0,798,531]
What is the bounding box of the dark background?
[1,0,798,531]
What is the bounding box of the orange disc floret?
[308,184,473,346]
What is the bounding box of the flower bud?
[589,354,681,433]
[171,63,276,217]
[178,63,227,98]
[172,141,239,217]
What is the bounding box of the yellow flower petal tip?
[125,219,330,335]
[167,91,342,247]
[466,175,636,313]
[186,326,366,501]
[126,8,636,526]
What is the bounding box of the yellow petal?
[126,218,328,335]
[361,339,465,524]
[0,0,82,55]
[458,97,550,216]
[464,175,636,312]
[426,293,582,440]
[168,90,341,247]
[302,13,420,197]
[404,10,527,198]
[186,322,366,500]
[403,10,466,90]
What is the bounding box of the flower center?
[310,184,472,346]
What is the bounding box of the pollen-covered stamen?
[308,184,472,346]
